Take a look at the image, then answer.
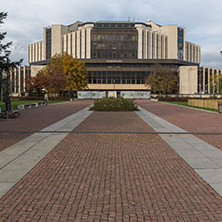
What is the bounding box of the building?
[198,66,222,94]
[10,66,31,96]
[13,20,221,96]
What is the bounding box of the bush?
[90,97,139,111]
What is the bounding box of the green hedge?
[90,97,138,111]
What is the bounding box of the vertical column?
[147,31,152,59]
[23,66,26,92]
[137,27,143,59]
[86,27,92,59]
[203,66,205,91]
[157,33,161,59]
[14,68,16,93]
[32,44,35,62]
[35,43,38,62]
[207,68,210,94]
[17,67,21,94]
[194,45,197,63]
[81,28,86,59]
[28,45,31,63]
[216,69,219,94]
[38,42,41,61]
[77,30,81,58]
[193,45,195,63]
[72,32,76,58]
[161,35,165,59]
[143,30,147,59]
[188,43,190,62]
[68,33,72,55]
[165,36,168,59]
[212,68,215,94]
[152,32,157,59]
[63,35,67,53]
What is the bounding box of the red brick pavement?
[0,112,221,221]
[0,100,92,151]
[136,100,222,151]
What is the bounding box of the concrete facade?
[179,66,198,94]
[9,66,31,96]
[26,20,203,95]
[29,21,200,64]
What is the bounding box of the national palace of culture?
[10,20,221,96]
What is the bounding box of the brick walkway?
[0,108,222,221]
[0,100,92,151]
[136,100,222,151]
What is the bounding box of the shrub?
[90,97,139,111]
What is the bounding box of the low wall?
[188,99,222,110]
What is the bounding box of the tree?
[43,53,88,99]
[209,71,222,94]
[62,53,88,92]
[49,67,67,99]
[27,70,49,96]
[0,12,22,111]
[145,64,177,97]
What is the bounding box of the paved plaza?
[0,100,221,221]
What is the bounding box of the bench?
[18,102,46,110]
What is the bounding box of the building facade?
[10,66,31,96]
[10,20,215,96]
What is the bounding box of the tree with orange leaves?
[27,70,49,96]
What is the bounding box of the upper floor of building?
[28,20,200,64]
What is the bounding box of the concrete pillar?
[143,30,147,59]
[137,27,143,59]
[23,66,26,92]
[157,33,161,59]
[152,32,157,59]
[161,35,165,59]
[81,28,86,59]
[86,27,92,59]
[68,33,72,55]
[72,32,76,58]
[147,31,152,59]
[77,30,81,58]
[207,67,210,94]
[32,44,35,62]
[14,68,16,93]
[203,66,205,91]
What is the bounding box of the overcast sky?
[2,0,222,69]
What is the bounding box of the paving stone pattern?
[136,100,222,151]
[0,112,221,221]
[0,100,92,151]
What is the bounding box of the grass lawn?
[164,101,218,112]
[0,100,65,112]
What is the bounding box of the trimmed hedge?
[90,97,139,111]
[159,97,189,102]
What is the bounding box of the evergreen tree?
[0,12,23,111]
